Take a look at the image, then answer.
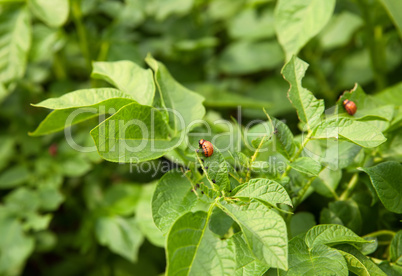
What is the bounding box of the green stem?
[357,0,387,90]
[195,153,218,192]
[363,230,396,238]
[281,131,312,179]
[71,0,92,71]
[96,41,110,62]
[246,135,268,182]
[304,47,333,101]
[339,173,359,200]
[293,175,318,208]
[53,51,67,80]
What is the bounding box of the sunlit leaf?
[30,88,135,136]
[90,102,181,163]
[312,118,387,148]
[234,178,292,207]
[28,0,69,27]
[275,0,336,60]
[0,6,31,83]
[92,61,155,105]
[282,56,325,131]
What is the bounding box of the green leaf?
[305,224,369,249]
[167,211,236,275]
[28,0,69,27]
[378,261,402,275]
[151,0,194,21]
[5,187,40,214]
[0,136,14,171]
[320,208,343,226]
[390,230,402,265]
[102,184,142,216]
[289,157,321,176]
[359,161,402,214]
[234,178,292,207]
[233,233,269,276]
[281,56,325,130]
[318,11,364,50]
[0,82,10,104]
[193,83,272,109]
[30,88,135,136]
[228,7,275,40]
[23,213,52,231]
[335,244,387,276]
[312,118,387,148]
[0,6,31,83]
[219,200,288,270]
[59,155,92,177]
[219,40,284,75]
[273,118,296,159]
[198,146,230,192]
[92,61,155,105]
[30,24,64,63]
[0,165,30,189]
[209,207,234,237]
[247,118,295,159]
[379,0,402,40]
[323,200,362,234]
[145,54,205,134]
[33,88,134,109]
[152,170,197,234]
[312,167,342,198]
[136,183,165,247]
[290,212,316,238]
[90,102,181,163]
[37,185,64,211]
[275,0,336,60]
[356,105,395,122]
[0,210,35,275]
[321,141,362,170]
[283,235,348,276]
[95,216,144,262]
[375,82,402,106]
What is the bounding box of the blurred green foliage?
[0,0,402,275]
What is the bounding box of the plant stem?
[281,131,312,180]
[53,51,67,80]
[246,135,268,182]
[357,0,387,90]
[304,47,333,101]
[363,230,396,238]
[195,153,218,192]
[71,0,92,71]
[293,175,318,208]
[339,173,359,200]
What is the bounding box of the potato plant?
[0,0,401,275]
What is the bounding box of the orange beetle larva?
[198,139,214,157]
[343,99,357,115]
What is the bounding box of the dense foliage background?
[0,0,401,275]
